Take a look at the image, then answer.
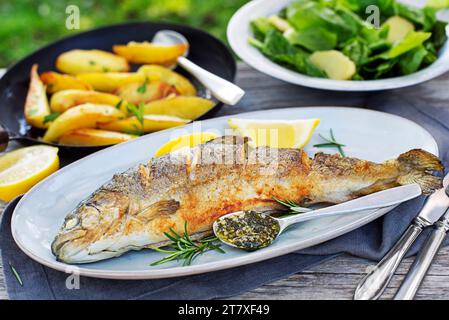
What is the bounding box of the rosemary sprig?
[9,262,23,287]
[273,197,312,214]
[151,222,225,266]
[313,128,346,157]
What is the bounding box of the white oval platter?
[11,107,438,279]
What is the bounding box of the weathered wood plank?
[232,248,449,300]
[232,272,449,300]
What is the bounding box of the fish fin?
[397,171,442,195]
[241,201,287,213]
[395,149,443,195]
[137,200,180,220]
[397,149,444,173]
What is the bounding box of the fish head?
[51,189,130,263]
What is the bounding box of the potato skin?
[42,103,125,142]
[24,64,51,129]
[115,80,178,105]
[113,41,188,65]
[40,71,92,93]
[56,49,129,75]
[138,65,196,96]
[58,128,137,146]
[76,72,145,92]
[143,96,215,120]
[50,89,122,113]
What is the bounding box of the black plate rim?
[0,20,237,152]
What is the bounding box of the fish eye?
[64,215,79,230]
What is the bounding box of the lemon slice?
[154,132,218,157]
[0,146,59,202]
[228,118,320,148]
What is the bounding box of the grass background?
[0,0,249,67]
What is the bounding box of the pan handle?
[0,123,10,152]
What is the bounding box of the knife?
[354,173,449,300]
[394,207,449,300]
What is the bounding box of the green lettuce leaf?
[260,29,326,77]
[399,45,428,74]
[384,31,432,58]
[284,27,338,51]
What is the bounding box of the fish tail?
[396,149,444,194]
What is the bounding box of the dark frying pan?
[0,21,236,156]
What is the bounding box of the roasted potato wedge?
[384,16,415,43]
[309,50,356,80]
[50,89,123,113]
[43,103,125,142]
[58,128,137,146]
[24,64,51,129]
[116,80,178,105]
[113,41,188,65]
[76,72,145,92]
[99,114,190,134]
[56,49,130,75]
[143,96,215,120]
[40,71,92,93]
[137,65,196,96]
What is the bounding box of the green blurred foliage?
[0,0,249,67]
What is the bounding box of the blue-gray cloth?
[2,76,449,299]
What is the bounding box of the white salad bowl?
[227,0,449,91]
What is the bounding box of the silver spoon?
[152,30,245,105]
[213,184,422,250]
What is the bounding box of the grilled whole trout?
[52,136,443,263]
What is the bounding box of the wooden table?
[1,63,449,300]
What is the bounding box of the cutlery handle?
[177,56,245,105]
[281,184,422,227]
[394,220,449,300]
[354,218,427,300]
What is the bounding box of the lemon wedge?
[154,132,218,157]
[228,118,320,148]
[0,146,59,202]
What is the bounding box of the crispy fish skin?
[52,136,444,263]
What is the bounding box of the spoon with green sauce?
[213,184,422,250]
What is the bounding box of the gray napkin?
[1,74,449,299]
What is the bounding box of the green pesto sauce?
[215,211,280,251]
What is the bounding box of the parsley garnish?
[126,102,145,126]
[137,77,149,94]
[43,112,61,124]
[114,99,124,110]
